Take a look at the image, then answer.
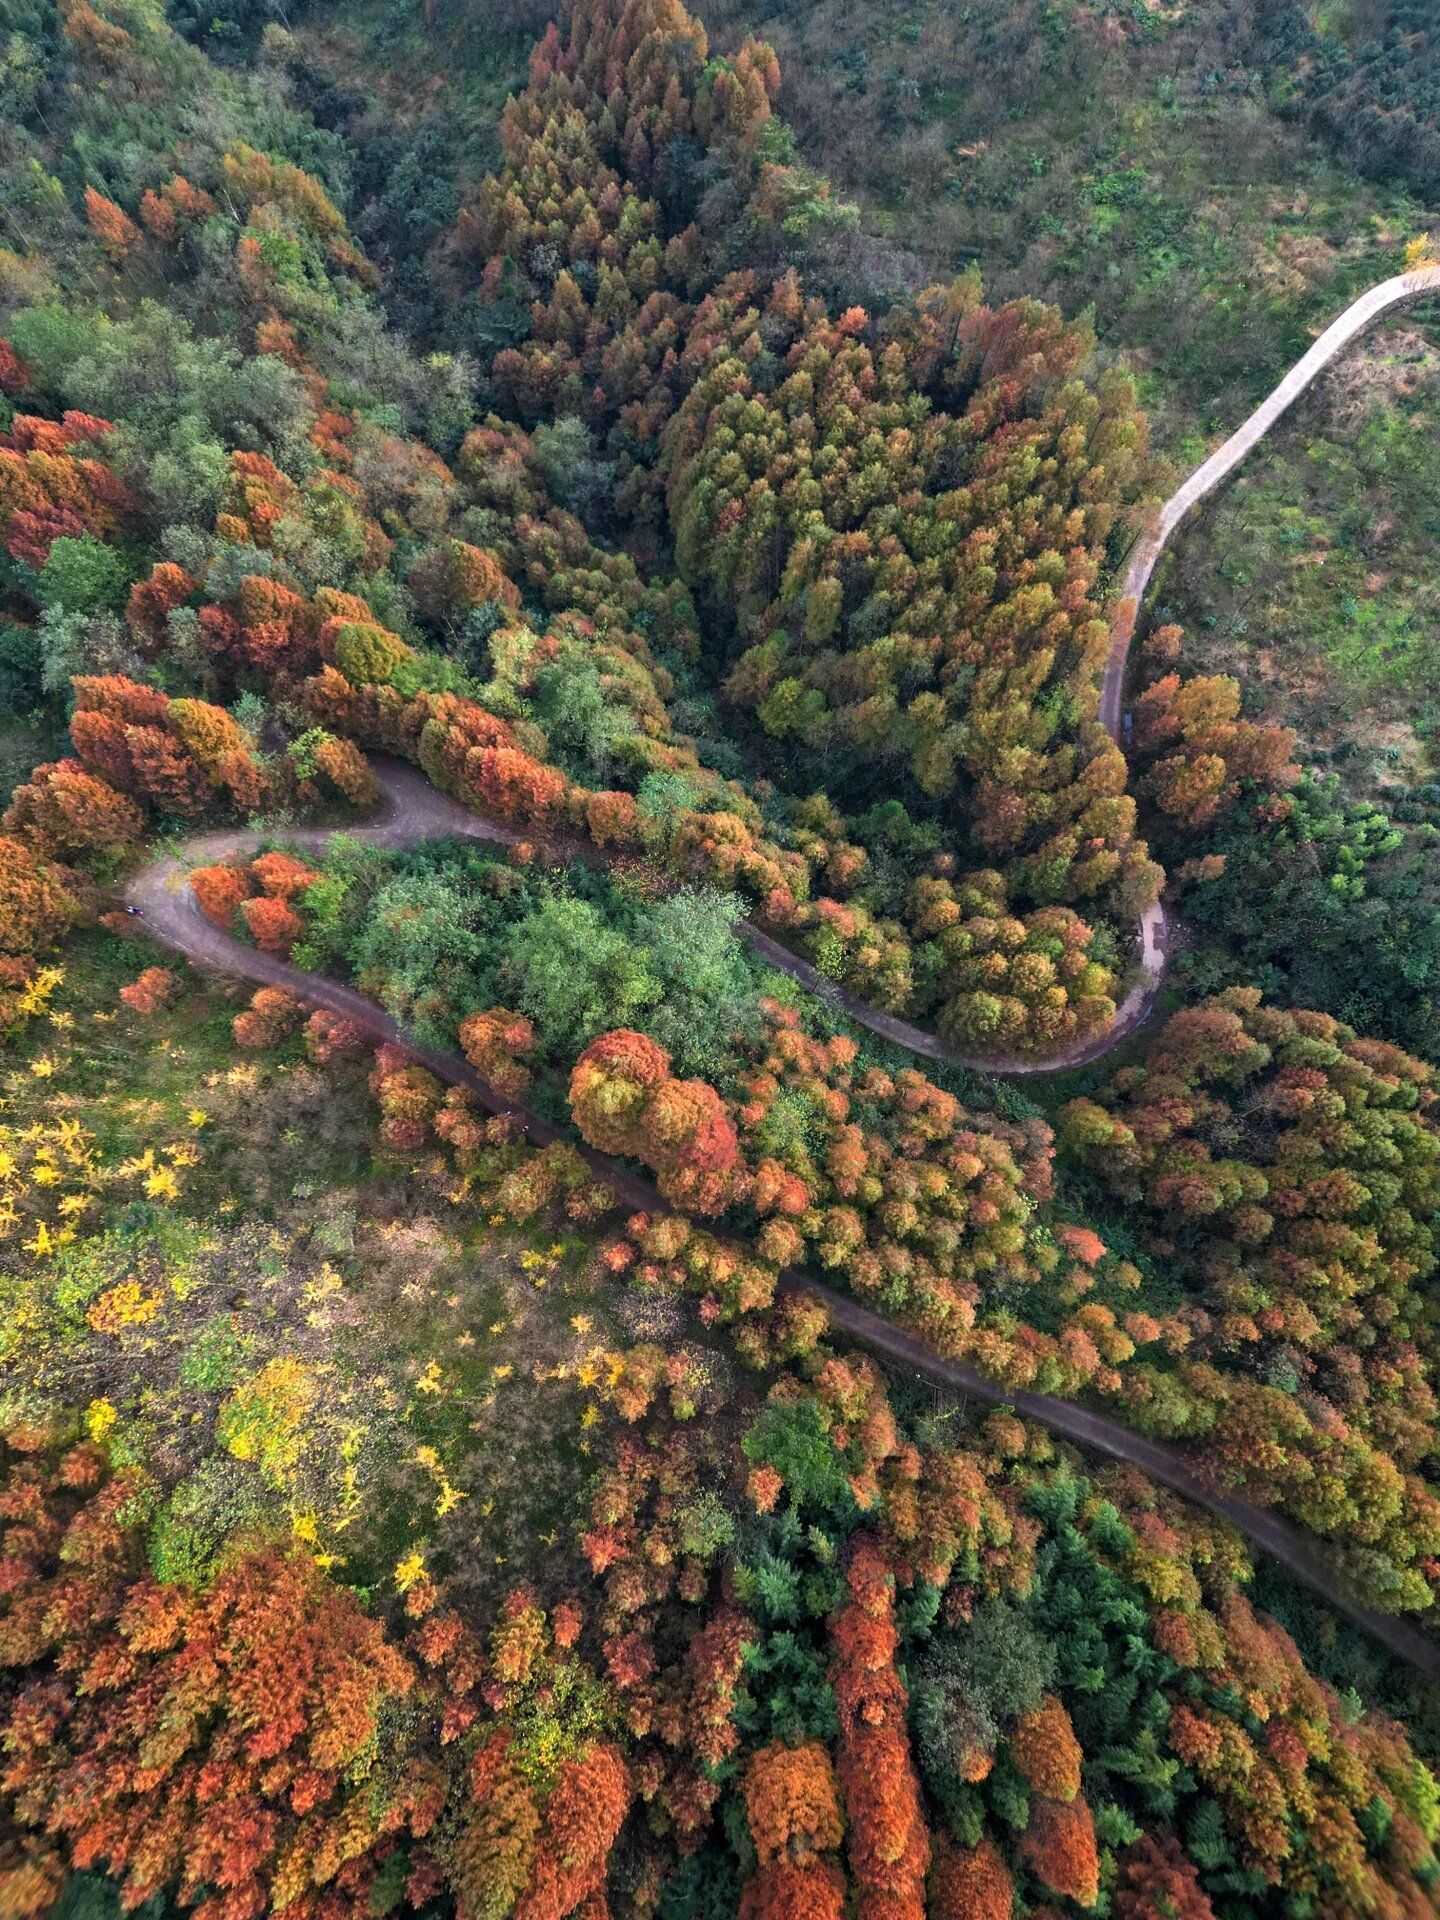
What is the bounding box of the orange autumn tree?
[1020,1793,1101,1908]
[118,966,176,1015]
[739,1860,847,1920]
[1010,1693,1083,1803]
[125,560,195,648]
[3,760,145,859]
[0,835,84,955]
[928,1835,1013,1920]
[828,1536,929,1920]
[190,852,318,946]
[137,171,216,242]
[1111,1833,1216,1920]
[744,1740,845,1867]
[1131,668,1299,829]
[309,732,380,807]
[370,1046,445,1153]
[232,985,305,1048]
[190,860,253,927]
[249,851,320,900]
[408,539,522,623]
[569,1028,748,1215]
[453,1729,542,1920]
[460,1007,538,1101]
[512,1742,630,1920]
[445,1588,632,1920]
[83,185,141,258]
[0,412,129,569]
[304,1007,370,1063]
[69,676,269,817]
[239,893,304,956]
[0,1436,436,1920]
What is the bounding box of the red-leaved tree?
[569,1030,747,1216]
[828,1536,929,1920]
[0,1435,438,1920]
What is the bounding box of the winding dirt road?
[740,262,1440,1077]
[125,767,1440,1677]
[134,265,1440,1084]
[119,265,1440,1675]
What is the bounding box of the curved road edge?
[125,804,1440,1680]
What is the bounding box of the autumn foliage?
[1019,1792,1101,1907]
[370,1045,445,1153]
[118,966,176,1014]
[1010,1693,1083,1802]
[83,185,141,257]
[739,1860,847,1920]
[250,851,320,900]
[829,1536,929,1920]
[1111,1833,1216,1920]
[928,1835,1013,1920]
[9,7,1440,1918]
[744,1741,845,1866]
[0,836,83,955]
[0,411,129,569]
[190,861,254,926]
[1059,987,1440,1608]
[460,1007,538,1101]
[1132,665,1299,827]
[513,1741,630,1920]
[238,892,305,956]
[190,852,318,955]
[70,676,270,817]
[569,1028,747,1215]
[232,985,305,1049]
[0,1437,428,1920]
[303,1008,370,1064]
[3,760,145,858]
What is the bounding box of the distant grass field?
[1154,305,1440,788]
[696,0,1429,447]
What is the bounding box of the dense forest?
[2,2,1440,1919]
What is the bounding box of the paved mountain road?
[1099,262,1440,738]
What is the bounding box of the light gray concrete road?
[1100,262,1440,737]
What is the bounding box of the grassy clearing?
[697,0,1428,445]
[0,929,660,1612]
[1153,305,1440,789]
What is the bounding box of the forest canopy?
[1,2,1439,1920]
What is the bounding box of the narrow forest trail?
[119,264,1440,1677]
[125,767,1440,1679]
